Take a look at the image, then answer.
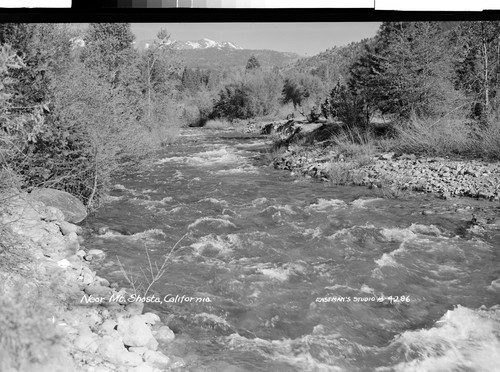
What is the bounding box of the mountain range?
[134,38,300,69]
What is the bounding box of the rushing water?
[86,129,500,372]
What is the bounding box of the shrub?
[474,122,500,160]
[321,82,370,130]
[211,70,283,121]
[392,115,475,157]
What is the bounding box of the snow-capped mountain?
[134,38,300,69]
[166,38,243,50]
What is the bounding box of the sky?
[131,23,381,56]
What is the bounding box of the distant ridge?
[135,38,243,51]
[134,37,301,70]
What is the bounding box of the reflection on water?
[86,129,500,371]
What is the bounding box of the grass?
[388,115,500,160]
[391,116,475,157]
[475,122,500,160]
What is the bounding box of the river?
[85,128,500,372]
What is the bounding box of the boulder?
[94,276,110,287]
[74,332,99,353]
[129,346,148,356]
[117,315,158,350]
[100,319,118,335]
[84,284,113,298]
[66,232,81,251]
[141,312,161,326]
[143,350,171,369]
[98,335,142,367]
[59,221,81,236]
[86,249,106,261]
[45,206,66,222]
[153,325,175,343]
[30,188,87,223]
[57,259,72,269]
[127,364,155,372]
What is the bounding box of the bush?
[321,82,370,130]
[392,115,475,157]
[474,122,500,160]
[211,70,282,121]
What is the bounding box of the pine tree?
[246,55,261,71]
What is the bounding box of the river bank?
[262,120,500,202]
[0,188,183,372]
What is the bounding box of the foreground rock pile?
[0,189,182,372]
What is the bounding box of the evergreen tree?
[246,55,261,71]
[351,22,463,119]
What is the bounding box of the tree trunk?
[483,39,490,120]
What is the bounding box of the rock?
[141,312,161,326]
[99,335,143,367]
[97,226,109,235]
[85,284,113,298]
[93,367,112,372]
[66,232,80,251]
[153,325,175,342]
[86,249,106,260]
[143,350,171,369]
[441,192,451,200]
[30,188,87,223]
[380,152,395,161]
[76,250,86,260]
[74,333,99,353]
[95,276,110,287]
[116,351,143,367]
[117,315,158,350]
[100,319,118,334]
[59,221,81,236]
[57,259,72,269]
[127,364,155,372]
[44,206,66,222]
[80,268,96,286]
[129,346,148,356]
[422,210,435,216]
[489,278,500,291]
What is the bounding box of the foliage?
[391,115,476,157]
[211,69,283,120]
[246,55,261,71]
[350,22,465,120]
[321,82,370,130]
[81,23,136,81]
[291,40,368,90]
[281,72,324,111]
[453,21,500,122]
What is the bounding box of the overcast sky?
[131,23,381,56]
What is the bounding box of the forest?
[1,21,500,210]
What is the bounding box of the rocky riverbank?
[262,120,500,202]
[0,189,183,372]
